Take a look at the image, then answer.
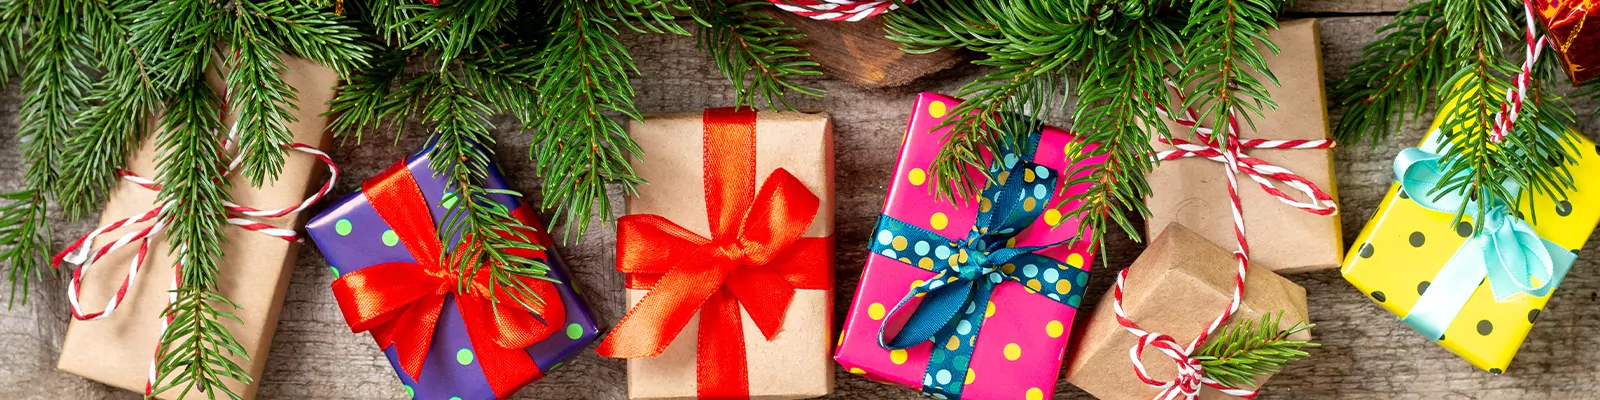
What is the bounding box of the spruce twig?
[1193,312,1318,389]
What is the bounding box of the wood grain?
[5,15,1600,400]
[775,10,970,89]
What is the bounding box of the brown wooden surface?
[777,11,970,89]
[5,9,1600,400]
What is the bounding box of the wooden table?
[5,2,1600,399]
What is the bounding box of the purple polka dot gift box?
[306,139,598,400]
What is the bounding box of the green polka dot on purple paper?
[456,348,474,365]
[441,191,459,209]
[329,266,340,276]
[566,323,583,339]
[382,230,400,247]
[450,397,463,400]
[403,384,414,398]
[335,218,353,236]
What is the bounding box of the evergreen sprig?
[885,0,1286,249]
[1194,312,1318,389]
[690,0,824,109]
[1331,0,1449,144]
[1340,0,1580,227]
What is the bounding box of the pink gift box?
[833,93,1103,399]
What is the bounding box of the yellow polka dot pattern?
[965,368,975,385]
[930,213,949,230]
[868,303,886,321]
[1004,343,1021,361]
[1341,108,1600,372]
[1046,320,1064,338]
[1026,387,1044,400]
[909,168,927,186]
[1044,209,1063,226]
[890,349,908,365]
[850,367,865,375]
[929,100,947,118]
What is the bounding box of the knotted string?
[768,0,910,21]
[1109,80,1336,400]
[52,120,338,396]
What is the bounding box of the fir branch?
[327,49,412,144]
[1061,15,1180,246]
[424,72,553,312]
[152,287,251,400]
[532,0,647,238]
[1194,312,1317,389]
[404,0,515,65]
[614,0,691,35]
[243,0,372,77]
[2,0,96,306]
[1434,0,1524,224]
[688,0,824,109]
[1330,0,1449,145]
[883,0,1006,54]
[58,0,164,217]
[224,18,298,187]
[1179,0,1281,140]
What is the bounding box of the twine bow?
[598,108,832,400]
[51,121,338,396]
[1109,80,1336,400]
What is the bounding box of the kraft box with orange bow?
[305,140,599,400]
[599,108,835,399]
[1144,19,1343,275]
[832,93,1101,400]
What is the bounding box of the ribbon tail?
[879,276,975,350]
[457,294,544,398]
[697,289,750,400]
[1401,239,1491,340]
[389,293,448,381]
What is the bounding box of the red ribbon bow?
[330,161,565,398]
[598,108,832,399]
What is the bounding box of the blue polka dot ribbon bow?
[1393,132,1575,341]
[869,133,1090,399]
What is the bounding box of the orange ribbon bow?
[598,108,832,399]
[330,161,565,398]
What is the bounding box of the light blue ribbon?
[1393,136,1575,340]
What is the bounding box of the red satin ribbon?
[330,161,566,398]
[599,108,832,399]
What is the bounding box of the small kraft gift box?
[1064,224,1312,400]
[833,92,1102,400]
[1341,97,1600,373]
[305,140,600,400]
[599,108,835,399]
[56,56,339,400]
[1144,18,1343,274]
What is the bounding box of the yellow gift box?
[1341,111,1600,373]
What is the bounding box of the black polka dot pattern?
[1371,291,1386,302]
[1490,368,1504,375]
[1529,309,1541,323]
[1438,334,1446,341]
[1397,189,1409,199]
[1409,232,1426,247]
[1456,221,1473,237]
[1478,320,1494,335]
[1417,281,1430,295]
[1359,243,1375,258]
[1556,200,1573,217]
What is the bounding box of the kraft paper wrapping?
[1145,18,1343,274]
[1065,225,1311,400]
[56,56,339,399]
[622,111,835,400]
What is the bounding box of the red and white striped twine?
[1492,0,1550,143]
[768,0,912,21]
[51,121,338,396]
[1110,80,1337,400]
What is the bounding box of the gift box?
[305,140,599,399]
[55,56,339,400]
[1064,224,1312,400]
[1145,18,1343,274]
[1536,0,1600,84]
[601,108,834,399]
[1340,100,1600,373]
[832,93,1100,399]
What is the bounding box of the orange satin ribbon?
[330,161,565,398]
[599,108,832,399]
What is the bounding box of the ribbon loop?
[600,108,832,399]
[1394,133,1576,340]
[327,158,563,397]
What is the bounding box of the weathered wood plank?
[1289,0,1409,14]
[4,15,1600,400]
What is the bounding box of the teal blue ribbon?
[868,130,1089,399]
[1393,135,1575,340]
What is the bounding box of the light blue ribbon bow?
[1393,135,1575,340]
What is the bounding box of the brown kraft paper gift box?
[1145,18,1342,274]
[622,111,835,400]
[57,56,339,399]
[1064,224,1311,400]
